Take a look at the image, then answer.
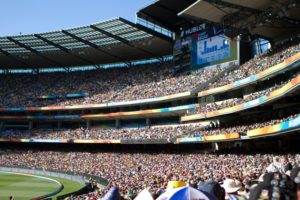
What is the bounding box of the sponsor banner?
[247,115,300,137]
[121,139,169,144]
[0,104,197,120]
[182,74,300,122]
[0,92,191,112]
[65,92,89,99]
[37,93,88,100]
[176,133,239,143]
[72,139,120,144]
[0,115,81,120]
[0,138,120,144]
[176,137,203,143]
[30,139,67,143]
[81,104,197,119]
[0,138,67,143]
[108,91,191,107]
[37,95,61,100]
[198,52,300,97]
[203,133,240,141]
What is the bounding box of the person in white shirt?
[266,156,283,173]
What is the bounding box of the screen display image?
[196,35,230,65]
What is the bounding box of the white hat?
[221,179,242,194]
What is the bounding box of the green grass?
[0,172,84,200]
[0,172,60,200]
[46,176,84,199]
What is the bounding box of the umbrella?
[134,188,153,200]
[102,186,120,200]
[156,186,217,200]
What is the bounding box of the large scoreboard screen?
[174,24,239,70]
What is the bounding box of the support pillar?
[86,120,91,129]
[146,118,151,126]
[57,121,62,129]
[28,121,33,130]
[116,119,120,128]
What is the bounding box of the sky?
[0,0,154,36]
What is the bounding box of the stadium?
[1,0,300,199]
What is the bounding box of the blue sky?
[0,0,154,36]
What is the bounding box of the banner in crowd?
[247,115,300,137]
[37,93,89,100]
[182,74,300,122]
[198,52,300,97]
[121,139,169,144]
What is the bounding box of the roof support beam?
[61,30,132,67]
[204,0,260,14]
[32,68,39,74]
[90,25,164,62]
[155,2,194,27]
[119,18,172,42]
[34,34,96,67]
[181,13,249,37]
[7,37,64,67]
[2,68,10,75]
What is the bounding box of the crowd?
[0,62,223,108]
[208,37,300,89]
[0,150,300,199]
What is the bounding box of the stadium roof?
[0,18,172,70]
[178,0,300,40]
[137,0,198,31]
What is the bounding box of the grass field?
[0,172,84,200]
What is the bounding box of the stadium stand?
[1,0,300,199]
